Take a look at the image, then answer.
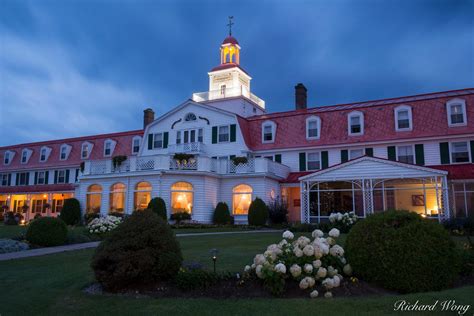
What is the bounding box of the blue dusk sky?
[0,0,473,146]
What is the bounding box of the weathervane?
[227,16,234,36]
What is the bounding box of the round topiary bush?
[213,202,231,224]
[248,197,269,226]
[91,210,182,291]
[346,210,461,293]
[59,198,81,225]
[25,217,67,247]
[147,197,167,220]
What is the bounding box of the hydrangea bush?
[87,215,122,235]
[0,239,29,254]
[244,229,352,298]
[329,211,358,233]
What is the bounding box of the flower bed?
[87,215,122,235]
[244,229,352,297]
[329,211,358,233]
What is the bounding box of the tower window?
[220,85,226,96]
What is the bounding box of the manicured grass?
[0,224,27,239]
[0,232,472,315]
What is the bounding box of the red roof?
[0,183,75,194]
[210,63,250,76]
[222,36,239,45]
[0,130,143,171]
[239,88,474,151]
[430,164,474,180]
[281,171,312,183]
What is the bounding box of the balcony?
[168,142,205,154]
[82,156,290,179]
[192,86,265,109]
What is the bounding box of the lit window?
[350,149,364,160]
[306,116,320,139]
[307,152,321,170]
[397,145,414,164]
[21,150,28,164]
[40,148,47,162]
[153,133,163,148]
[81,143,90,159]
[109,183,126,213]
[262,121,276,143]
[394,105,413,131]
[134,182,152,211]
[348,111,364,135]
[60,145,68,160]
[451,142,470,163]
[4,151,11,165]
[184,113,197,121]
[104,141,112,157]
[447,99,467,126]
[233,184,253,215]
[86,184,102,213]
[218,126,229,142]
[171,182,193,214]
[132,137,141,154]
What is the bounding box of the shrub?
[442,216,474,236]
[84,212,100,224]
[0,239,29,254]
[247,198,269,226]
[4,212,18,226]
[170,212,191,224]
[109,211,125,218]
[268,198,288,224]
[459,248,474,276]
[147,197,167,220]
[213,202,231,224]
[91,210,183,291]
[346,210,461,293]
[59,198,81,225]
[25,217,68,247]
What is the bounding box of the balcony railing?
[192,86,265,109]
[82,156,289,179]
[168,142,205,154]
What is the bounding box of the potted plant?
[112,155,128,170]
[173,153,195,169]
[80,161,85,173]
[231,156,249,173]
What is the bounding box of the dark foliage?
[247,198,269,226]
[267,198,288,224]
[147,197,167,220]
[170,212,191,224]
[213,202,232,224]
[59,198,81,225]
[25,217,67,247]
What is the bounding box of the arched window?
[171,182,193,214]
[184,113,197,122]
[86,184,102,214]
[134,181,152,211]
[109,183,126,213]
[233,184,253,215]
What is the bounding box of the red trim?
[222,36,239,45]
[0,184,75,194]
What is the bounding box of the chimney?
[295,83,307,110]
[143,108,155,128]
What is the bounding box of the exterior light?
[43,194,47,198]
[20,219,26,226]
[210,248,219,273]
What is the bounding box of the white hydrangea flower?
[317,267,327,278]
[304,263,313,274]
[290,264,302,278]
[328,228,340,238]
[244,265,251,272]
[327,266,338,277]
[310,290,319,298]
[254,254,266,266]
[264,250,277,261]
[297,236,311,248]
[293,247,303,258]
[324,291,333,298]
[311,229,324,238]
[303,245,315,257]
[274,263,287,274]
[326,237,336,246]
[299,278,309,290]
[343,264,353,276]
[329,245,344,257]
[256,265,264,279]
[312,260,322,269]
[333,275,341,287]
[282,230,294,240]
[278,239,288,247]
[322,277,335,289]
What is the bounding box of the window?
[350,149,364,160]
[81,143,90,159]
[3,151,11,165]
[348,111,364,135]
[218,126,229,142]
[394,105,413,131]
[198,129,203,142]
[307,152,321,170]
[180,128,203,144]
[57,170,66,183]
[176,131,182,144]
[184,113,197,121]
[171,182,193,214]
[153,133,163,148]
[262,121,276,143]
[397,145,414,164]
[446,99,467,127]
[220,85,226,95]
[109,183,126,213]
[0,174,9,186]
[86,184,102,213]
[37,171,46,185]
[134,182,152,211]
[21,150,28,164]
[306,116,320,139]
[40,148,47,162]
[233,184,253,215]
[60,145,68,160]
[17,172,29,186]
[451,142,470,163]
[132,137,141,154]
[104,141,112,157]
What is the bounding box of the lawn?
[0,231,473,315]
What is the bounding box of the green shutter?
[387,146,396,161]
[365,148,374,157]
[45,171,49,184]
[299,153,306,171]
[471,141,474,163]
[212,126,218,144]
[7,174,11,186]
[230,124,236,142]
[34,172,38,185]
[54,170,58,184]
[148,134,153,150]
[440,142,450,164]
[341,150,348,163]
[415,144,425,165]
[26,173,29,186]
[163,132,169,148]
[321,151,329,169]
[274,154,282,163]
[229,155,236,160]
[65,170,70,183]
[74,169,78,182]
[15,174,19,186]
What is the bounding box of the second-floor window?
[57,170,66,184]
[218,126,229,142]
[153,133,163,148]
[350,149,364,160]
[397,145,414,164]
[348,111,364,135]
[307,152,321,170]
[17,172,29,186]
[37,171,46,185]
[0,174,9,186]
[451,141,470,163]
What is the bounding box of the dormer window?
[81,142,92,159]
[394,105,413,131]
[4,151,12,165]
[348,111,364,136]
[21,149,30,164]
[446,99,467,127]
[40,148,47,162]
[132,137,141,154]
[184,113,197,122]
[104,140,113,157]
[262,121,276,143]
[306,116,321,140]
[60,144,70,160]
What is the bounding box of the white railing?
[89,160,107,175]
[168,142,205,154]
[136,157,156,171]
[112,159,130,173]
[228,159,255,173]
[192,86,265,109]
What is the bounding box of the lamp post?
[210,248,219,273]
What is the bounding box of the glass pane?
[233,184,253,193]
[109,192,125,212]
[86,194,101,213]
[88,184,102,193]
[233,193,251,214]
[171,182,193,191]
[454,193,466,217]
[171,191,193,213]
[134,191,151,211]
[136,181,152,190]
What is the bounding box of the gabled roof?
[238,88,474,151]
